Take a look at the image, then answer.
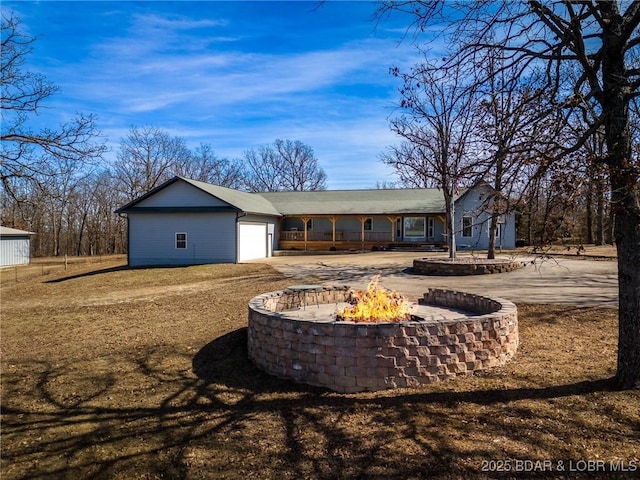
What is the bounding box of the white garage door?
[238,223,267,261]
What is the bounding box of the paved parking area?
[250,252,619,308]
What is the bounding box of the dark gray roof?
[257,189,447,216]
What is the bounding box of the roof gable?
[134,179,232,208]
[116,177,281,216]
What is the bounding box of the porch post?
[387,216,400,242]
[359,216,367,251]
[301,216,310,251]
[330,216,336,246]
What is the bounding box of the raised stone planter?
[247,286,518,393]
[412,257,526,276]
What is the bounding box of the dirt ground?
[1,255,638,479]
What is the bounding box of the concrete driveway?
[250,252,619,308]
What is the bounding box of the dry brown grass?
[1,258,638,479]
[524,244,618,259]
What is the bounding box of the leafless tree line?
[1,126,327,257]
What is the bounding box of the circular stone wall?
[247,287,518,393]
[413,257,526,276]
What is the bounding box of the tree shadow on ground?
[192,328,324,395]
[44,264,203,283]
[1,330,631,480]
[193,327,618,403]
[44,265,131,282]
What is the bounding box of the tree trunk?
[601,17,640,389]
[487,214,497,259]
[76,212,87,256]
[444,189,456,260]
[610,170,640,390]
[595,171,605,245]
[585,179,594,244]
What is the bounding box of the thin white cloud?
[73,34,415,114]
[130,13,228,31]
[8,1,421,189]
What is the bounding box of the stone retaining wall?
[413,257,526,276]
[248,287,518,393]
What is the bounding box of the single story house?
[116,176,515,266]
[0,226,35,267]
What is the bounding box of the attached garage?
[116,177,280,266]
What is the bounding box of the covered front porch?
[276,214,447,251]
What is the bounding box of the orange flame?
[337,274,412,323]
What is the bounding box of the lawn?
[1,258,638,479]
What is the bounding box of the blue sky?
[3,0,426,189]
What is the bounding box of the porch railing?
[279,231,392,242]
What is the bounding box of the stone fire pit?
[248,286,518,393]
[413,257,526,276]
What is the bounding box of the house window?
[462,217,473,237]
[305,219,313,231]
[404,217,425,237]
[396,218,402,238]
[427,217,434,238]
[364,218,373,231]
[176,232,187,249]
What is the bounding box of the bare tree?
[113,126,191,201]
[383,63,482,258]
[176,143,245,189]
[381,141,440,188]
[377,0,640,389]
[1,13,106,200]
[475,53,560,258]
[243,139,327,192]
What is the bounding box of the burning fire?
[337,274,412,323]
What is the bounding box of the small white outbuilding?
[0,226,35,267]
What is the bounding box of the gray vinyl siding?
[425,216,445,242]
[454,185,516,250]
[127,212,237,266]
[240,214,277,225]
[135,180,230,208]
[0,236,31,266]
